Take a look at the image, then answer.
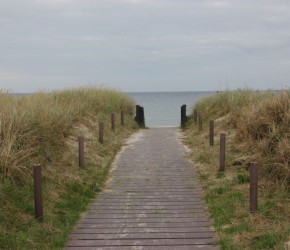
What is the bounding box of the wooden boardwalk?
[65,128,218,250]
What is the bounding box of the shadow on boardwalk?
[65,127,219,250]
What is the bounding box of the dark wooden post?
[99,122,104,144]
[135,105,140,124]
[111,113,115,132]
[193,109,198,125]
[33,164,43,223]
[250,162,259,212]
[209,120,214,146]
[198,112,203,130]
[135,105,145,127]
[181,105,187,127]
[139,106,145,127]
[79,136,84,167]
[121,111,124,127]
[219,133,226,171]
[181,105,184,127]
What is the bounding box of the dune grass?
[184,89,290,249]
[0,87,137,249]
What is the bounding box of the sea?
[128,91,213,127]
[12,91,214,127]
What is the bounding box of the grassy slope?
[184,89,290,249]
[0,87,138,249]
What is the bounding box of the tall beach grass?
[0,87,135,181]
[185,89,290,249]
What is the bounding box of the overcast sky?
[0,0,290,92]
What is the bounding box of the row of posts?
[33,106,147,222]
[32,110,128,222]
[181,105,259,213]
[80,111,125,166]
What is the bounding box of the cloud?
[120,0,148,4]
[0,0,290,91]
[206,0,228,8]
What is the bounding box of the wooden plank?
[95,194,203,198]
[79,218,211,224]
[86,209,207,214]
[75,221,212,229]
[87,206,206,211]
[68,232,215,240]
[86,210,208,214]
[82,213,208,219]
[66,238,216,247]
[90,200,205,204]
[89,203,205,207]
[66,245,218,250]
[71,227,215,234]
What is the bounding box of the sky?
[0,0,290,93]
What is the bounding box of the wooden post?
[250,162,259,212]
[193,109,198,125]
[79,136,84,167]
[135,105,145,127]
[139,106,145,127]
[111,113,115,132]
[209,120,214,146]
[181,105,187,127]
[99,122,104,144]
[219,133,226,171]
[198,112,203,130]
[181,105,183,127]
[121,111,124,127]
[135,105,140,124]
[33,164,43,223]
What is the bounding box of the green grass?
[251,232,285,249]
[234,172,250,184]
[218,236,244,250]
[203,171,289,249]
[223,221,253,235]
[206,181,245,228]
[0,171,99,249]
[0,87,138,249]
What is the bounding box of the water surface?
[128,91,213,127]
